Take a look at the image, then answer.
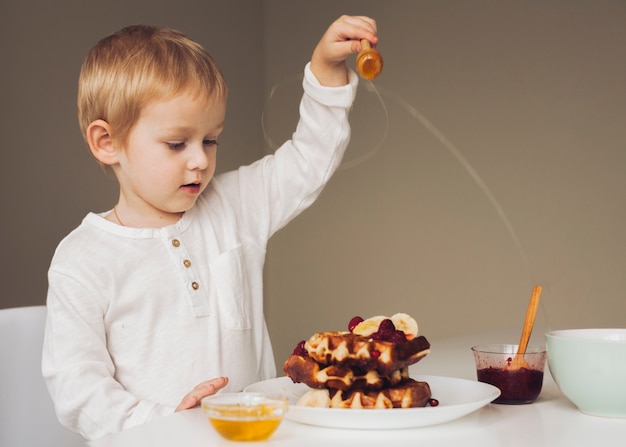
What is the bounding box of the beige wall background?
[2,1,625,374]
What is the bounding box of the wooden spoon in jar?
[509,285,543,370]
[356,39,383,80]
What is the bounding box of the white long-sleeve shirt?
[43,63,358,440]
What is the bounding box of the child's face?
[114,91,226,226]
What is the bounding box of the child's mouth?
[180,182,201,194]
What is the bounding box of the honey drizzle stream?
[262,76,541,305]
[382,82,534,281]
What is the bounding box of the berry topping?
[428,398,439,407]
[348,316,364,332]
[389,330,408,344]
[377,318,396,337]
[371,349,381,358]
[368,318,408,343]
[292,340,308,357]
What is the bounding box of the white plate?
[244,375,500,429]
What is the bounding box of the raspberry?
[292,340,308,357]
[348,316,364,332]
[369,318,406,343]
[369,331,384,341]
[377,319,396,338]
[428,398,439,407]
[389,330,407,344]
[371,349,381,358]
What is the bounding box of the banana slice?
[391,313,418,339]
[297,389,331,407]
[352,315,386,337]
[353,313,419,339]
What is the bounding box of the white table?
[90,329,626,447]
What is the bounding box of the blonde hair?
[78,25,227,150]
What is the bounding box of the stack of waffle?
[283,314,432,409]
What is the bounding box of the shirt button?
[191,281,199,290]
[183,259,192,268]
[171,239,180,247]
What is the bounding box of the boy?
[43,15,378,440]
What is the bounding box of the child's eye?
[203,139,219,147]
[167,141,186,150]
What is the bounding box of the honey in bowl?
[201,392,288,441]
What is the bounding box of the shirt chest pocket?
[210,245,252,330]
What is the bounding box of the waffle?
[297,378,432,409]
[283,353,409,391]
[283,314,432,410]
[303,331,430,375]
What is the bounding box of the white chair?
[0,305,85,446]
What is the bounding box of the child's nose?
[187,143,210,170]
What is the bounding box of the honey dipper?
[509,285,543,370]
[356,39,383,80]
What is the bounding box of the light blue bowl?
[546,329,626,418]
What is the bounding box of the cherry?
[292,340,308,357]
[348,316,364,332]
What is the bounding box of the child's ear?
[87,119,119,165]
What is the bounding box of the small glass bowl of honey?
[201,392,288,441]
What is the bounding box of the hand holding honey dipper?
[311,15,379,86]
